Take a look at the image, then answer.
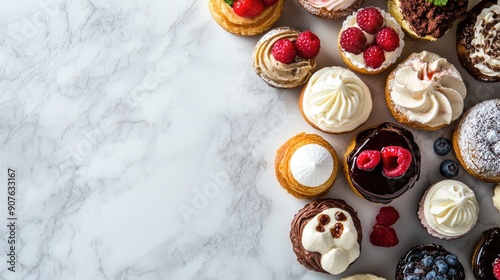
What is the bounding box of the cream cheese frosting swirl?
[423,180,478,237]
[470,4,500,78]
[301,66,372,133]
[253,27,316,88]
[306,0,357,11]
[389,51,466,128]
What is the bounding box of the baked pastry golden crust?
[208,0,285,36]
[456,0,500,83]
[253,27,317,88]
[385,51,467,131]
[275,133,338,199]
[452,99,500,183]
[297,0,364,19]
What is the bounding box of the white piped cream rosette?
[275,133,338,199]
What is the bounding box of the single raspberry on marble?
[376,27,400,52]
[233,0,265,18]
[295,30,321,59]
[370,226,399,247]
[381,146,412,178]
[375,206,400,227]
[356,150,381,171]
[339,27,367,54]
[356,7,384,34]
[272,39,296,64]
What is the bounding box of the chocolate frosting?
[473,227,500,279]
[400,0,468,38]
[346,122,421,203]
[289,199,362,274]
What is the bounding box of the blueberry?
[414,267,426,275]
[440,159,459,179]
[445,254,458,266]
[434,138,452,156]
[426,270,437,279]
[436,276,448,280]
[405,276,421,280]
[447,267,457,276]
[422,256,434,267]
[436,259,449,274]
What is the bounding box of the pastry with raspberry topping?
[253,27,320,88]
[472,228,500,280]
[338,7,405,74]
[208,0,284,36]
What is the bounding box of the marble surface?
[0,0,499,279]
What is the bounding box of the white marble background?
[0,0,499,279]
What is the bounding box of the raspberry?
[339,27,367,54]
[375,206,400,227]
[356,150,381,171]
[375,27,400,52]
[262,0,278,6]
[363,45,385,69]
[272,39,296,64]
[233,0,265,18]
[370,226,399,247]
[493,258,500,279]
[295,30,321,59]
[381,146,412,178]
[356,7,384,34]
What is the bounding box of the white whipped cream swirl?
[389,51,466,128]
[302,67,372,133]
[470,4,500,77]
[290,144,334,187]
[306,0,357,11]
[423,180,479,237]
[302,208,360,275]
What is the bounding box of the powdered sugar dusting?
[457,99,500,178]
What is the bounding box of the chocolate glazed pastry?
[290,199,362,274]
[345,123,421,203]
[472,227,500,279]
[456,0,500,83]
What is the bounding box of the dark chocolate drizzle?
[473,227,500,279]
[346,123,421,203]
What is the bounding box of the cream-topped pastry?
[302,208,360,274]
[275,133,339,199]
[298,0,364,19]
[253,27,317,88]
[299,66,372,134]
[469,4,500,78]
[307,0,358,11]
[493,184,500,213]
[386,51,467,130]
[418,180,479,240]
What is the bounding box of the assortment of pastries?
[209,0,500,278]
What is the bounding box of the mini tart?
[456,0,500,83]
[299,66,372,134]
[472,227,500,280]
[387,0,468,41]
[338,7,405,74]
[342,274,386,280]
[417,180,479,240]
[297,0,364,19]
[396,244,465,279]
[290,199,362,275]
[275,133,338,199]
[208,0,285,36]
[344,122,421,204]
[386,51,467,131]
[253,27,317,88]
[453,99,500,183]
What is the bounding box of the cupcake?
[338,7,405,74]
[388,0,468,41]
[342,274,386,280]
[418,180,479,240]
[297,0,364,19]
[344,122,421,204]
[299,66,372,134]
[453,99,500,183]
[472,227,500,280]
[275,133,338,199]
[396,243,465,279]
[385,51,467,131]
[456,0,500,82]
[208,0,285,36]
[253,27,319,88]
[290,199,362,275]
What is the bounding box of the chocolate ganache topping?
[400,0,468,38]
[473,227,500,280]
[290,199,362,274]
[346,123,421,203]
